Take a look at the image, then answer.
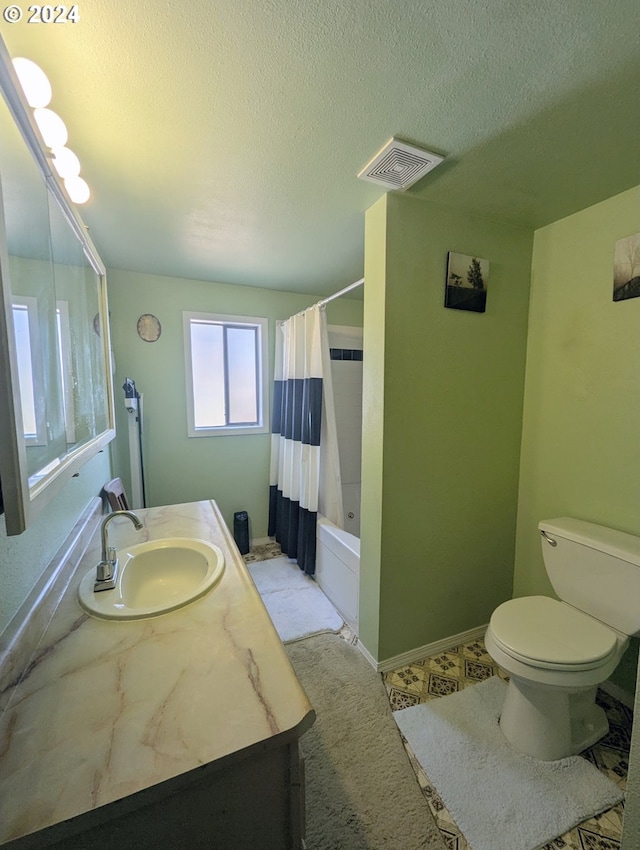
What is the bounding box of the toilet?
[485,517,640,761]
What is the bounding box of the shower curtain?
[268,305,341,575]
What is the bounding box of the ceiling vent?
[357,137,444,191]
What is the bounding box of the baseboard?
[355,638,379,671]
[354,624,488,673]
[600,678,636,710]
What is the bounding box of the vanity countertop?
[0,500,314,846]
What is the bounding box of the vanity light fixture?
[11,57,51,107]
[33,107,68,148]
[64,175,90,205]
[52,146,81,179]
[12,56,90,204]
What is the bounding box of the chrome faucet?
[94,510,143,592]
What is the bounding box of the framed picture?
[445,252,489,313]
[613,232,640,302]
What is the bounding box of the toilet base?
[499,677,609,761]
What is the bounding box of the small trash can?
[233,510,250,555]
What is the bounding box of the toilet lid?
[489,596,618,670]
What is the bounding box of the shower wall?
[328,325,363,538]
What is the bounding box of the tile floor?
[243,540,284,564]
[383,640,632,850]
[244,544,633,850]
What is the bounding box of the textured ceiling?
[2,0,639,296]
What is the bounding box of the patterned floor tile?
[576,826,621,849]
[441,828,461,850]
[243,541,283,563]
[386,686,421,710]
[463,658,494,682]
[427,672,459,697]
[383,638,633,850]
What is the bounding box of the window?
[184,311,268,437]
[12,297,46,445]
[12,297,75,446]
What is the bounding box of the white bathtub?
[315,516,360,632]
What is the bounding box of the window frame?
[183,310,269,437]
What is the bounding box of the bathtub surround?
[327,324,364,539]
[248,556,343,642]
[0,500,313,848]
[395,676,623,850]
[286,634,447,850]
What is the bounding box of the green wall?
[360,194,533,662]
[514,185,640,693]
[106,268,363,537]
[0,450,111,633]
[359,195,387,657]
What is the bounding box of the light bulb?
[12,57,52,108]
[64,175,90,204]
[52,146,81,179]
[34,107,68,148]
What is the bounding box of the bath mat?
[287,634,446,849]
[394,676,624,850]
[248,556,343,642]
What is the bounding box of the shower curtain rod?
[317,277,364,307]
[283,277,365,323]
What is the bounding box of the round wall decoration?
[137,313,161,342]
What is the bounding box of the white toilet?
[485,517,640,761]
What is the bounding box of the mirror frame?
[0,36,115,535]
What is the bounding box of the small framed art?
[613,232,640,302]
[445,251,489,313]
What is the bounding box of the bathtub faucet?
[94,510,143,592]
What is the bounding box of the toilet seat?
[488,596,618,672]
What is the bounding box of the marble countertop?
[0,500,314,846]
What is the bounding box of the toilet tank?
[539,517,640,636]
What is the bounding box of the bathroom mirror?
[0,38,114,535]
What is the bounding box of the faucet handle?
[96,559,112,582]
[107,546,117,563]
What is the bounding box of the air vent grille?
[358,138,444,191]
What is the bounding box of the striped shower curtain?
[268,305,326,575]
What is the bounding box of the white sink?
[78,537,225,620]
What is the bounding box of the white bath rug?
[394,676,624,850]
[248,557,343,642]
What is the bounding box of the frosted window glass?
[12,304,37,438]
[227,326,258,424]
[191,321,225,427]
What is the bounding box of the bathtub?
[315,516,360,632]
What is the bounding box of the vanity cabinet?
[15,742,307,850]
[0,500,314,850]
